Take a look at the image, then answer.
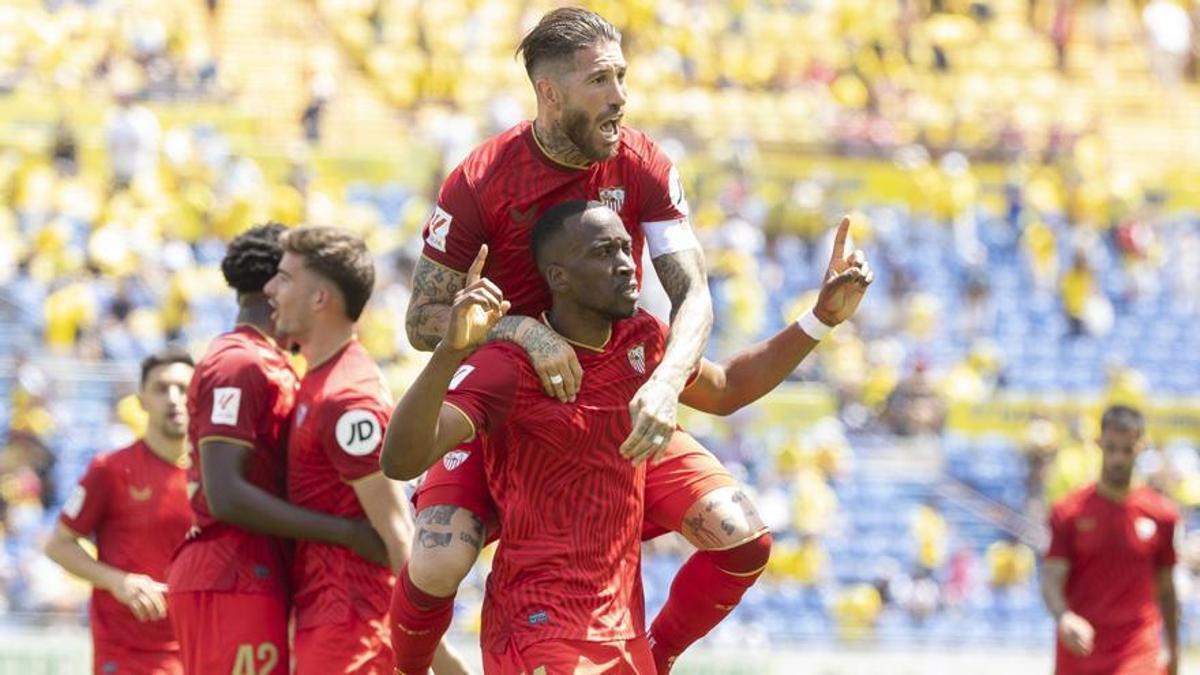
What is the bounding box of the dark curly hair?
[221,222,286,295]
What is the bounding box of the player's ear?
[544,264,570,293]
[535,76,561,110]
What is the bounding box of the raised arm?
[384,246,510,480]
[406,256,583,403]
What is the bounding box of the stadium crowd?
[0,0,1199,660]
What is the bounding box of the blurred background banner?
[2,0,1200,671]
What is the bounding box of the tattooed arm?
[652,248,713,389]
[406,256,584,401]
[619,248,713,464]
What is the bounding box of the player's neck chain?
[532,119,592,170]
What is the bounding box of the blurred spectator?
[911,499,948,573]
[832,583,883,641]
[883,359,946,436]
[1143,0,1193,87]
[986,535,1036,588]
[104,94,161,191]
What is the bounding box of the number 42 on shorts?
[232,642,280,675]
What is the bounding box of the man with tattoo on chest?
[386,201,872,673]
[396,8,857,672]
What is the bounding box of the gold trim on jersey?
[530,121,590,170]
[345,469,384,486]
[442,402,477,443]
[540,313,610,352]
[197,435,255,450]
[305,338,355,373]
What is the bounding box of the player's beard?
[161,420,187,440]
[561,106,616,163]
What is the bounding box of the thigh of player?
[92,642,183,675]
[294,618,392,675]
[642,429,768,549]
[167,590,288,675]
[483,637,654,675]
[409,436,498,595]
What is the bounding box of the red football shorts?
[294,618,393,675]
[413,430,735,542]
[482,636,654,674]
[166,590,288,674]
[1056,624,1165,675]
[92,641,182,675]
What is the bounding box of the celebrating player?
[262,226,465,674]
[385,201,871,672]
[46,348,195,675]
[398,8,847,670]
[1041,405,1181,675]
[167,223,387,674]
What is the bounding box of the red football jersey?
[59,440,191,651]
[1047,484,1179,672]
[288,340,394,630]
[420,121,691,317]
[444,310,672,652]
[170,324,298,594]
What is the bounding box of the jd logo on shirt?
[336,410,382,457]
[528,610,550,626]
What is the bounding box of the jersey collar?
[540,313,611,353]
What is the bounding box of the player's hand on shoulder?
[1056,610,1095,656]
[446,245,511,354]
[344,518,390,567]
[813,216,874,327]
[516,319,583,403]
[113,573,169,622]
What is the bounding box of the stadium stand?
[2,0,1200,667]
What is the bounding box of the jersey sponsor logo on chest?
[627,343,646,375]
[598,186,626,214]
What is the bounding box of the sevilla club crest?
[627,344,646,375]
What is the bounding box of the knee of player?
[712,530,773,576]
[409,547,476,597]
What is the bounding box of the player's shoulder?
[1133,486,1180,520]
[198,328,279,376]
[314,344,387,405]
[467,341,530,370]
[457,121,533,184]
[614,309,668,344]
[85,440,141,474]
[616,126,669,168]
[1051,483,1098,518]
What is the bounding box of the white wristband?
[796,309,833,341]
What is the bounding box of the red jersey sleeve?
[1156,507,1181,569]
[443,346,523,439]
[58,455,113,537]
[191,348,270,448]
[317,393,391,482]
[421,163,488,272]
[634,139,698,259]
[1046,502,1073,561]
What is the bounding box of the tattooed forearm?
[418,529,453,548]
[459,531,481,549]
[406,257,466,350]
[652,249,713,386]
